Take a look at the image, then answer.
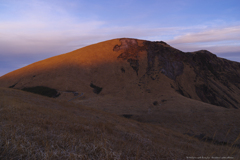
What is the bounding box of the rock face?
[0,38,240,109]
[112,38,240,109]
[114,39,143,75]
[182,50,240,109]
[113,39,185,79]
[144,41,185,80]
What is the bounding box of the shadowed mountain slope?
[0,38,239,109]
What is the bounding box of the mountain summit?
[0,38,240,109]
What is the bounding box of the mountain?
[1,38,240,159]
[1,38,240,108]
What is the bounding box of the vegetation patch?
[185,133,240,148]
[127,59,139,75]
[122,114,133,118]
[90,83,102,94]
[121,67,125,73]
[153,101,158,105]
[22,86,60,98]
[9,83,18,88]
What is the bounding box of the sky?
[0,0,240,76]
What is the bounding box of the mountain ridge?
[1,38,239,109]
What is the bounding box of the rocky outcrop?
[113,38,240,109]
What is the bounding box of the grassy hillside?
[75,91,240,147]
[1,38,240,159]
[1,87,240,159]
[1,38,239,109]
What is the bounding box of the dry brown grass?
[1,87,240,159]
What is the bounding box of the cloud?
[0,16,189,56]
[168,26,240,44]
[170,42,240,54]
[166,25,240,62]
[0,0,107,55]
[0,25,201,57]
[1,0,214,57]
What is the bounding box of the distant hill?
[1,38,239,109]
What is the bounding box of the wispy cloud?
[0,23,205,56]
[168,26,240,44]
[0,0,106,55]
[166,25,240,58]
[169,43,240,54]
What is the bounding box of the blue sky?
[0,0,240,76]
